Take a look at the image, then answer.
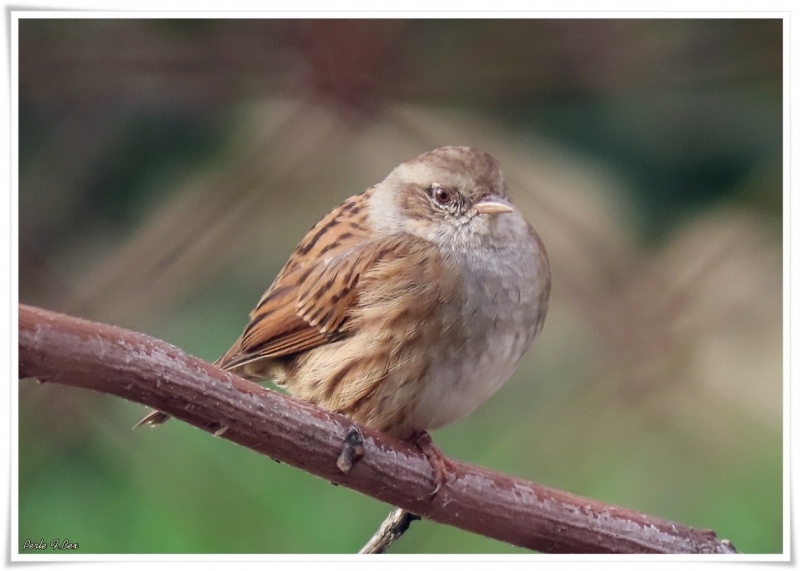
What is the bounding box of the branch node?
[336,425,365,474]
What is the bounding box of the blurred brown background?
[18,18,782,554]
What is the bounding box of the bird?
[136,145,550,488]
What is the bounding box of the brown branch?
[359,509,420,554]
[18,304,738,554]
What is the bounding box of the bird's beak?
[474,198,514,215]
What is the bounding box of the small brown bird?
[138,146,550,480]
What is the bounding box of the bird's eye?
[431,184,452,206]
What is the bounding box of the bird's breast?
[408,236,548,432]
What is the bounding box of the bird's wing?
[215,190,398,370]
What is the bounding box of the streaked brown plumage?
[138,146,550,443]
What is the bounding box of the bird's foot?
[409,430,452,498]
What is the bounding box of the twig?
[17,304,739,554]
[359,509,421,554]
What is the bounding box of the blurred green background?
[17,18,782,554]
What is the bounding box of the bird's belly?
[409,341,524,432]
[405,264,542,432]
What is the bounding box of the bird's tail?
[133,409,171,429]
[133,353,233,429]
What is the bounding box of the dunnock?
[138,146,550,483]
